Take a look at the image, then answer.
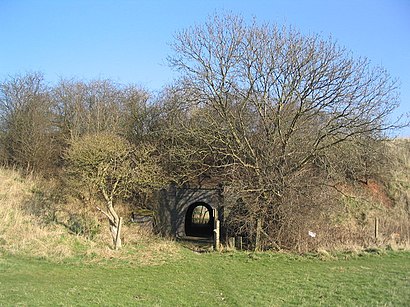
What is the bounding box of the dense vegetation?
[0,14,408,252]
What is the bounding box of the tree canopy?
[166,14,402,247]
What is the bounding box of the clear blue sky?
[1,0,409,136]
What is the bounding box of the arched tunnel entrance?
[184,202,214,237]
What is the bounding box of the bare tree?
[0,72,58,173]
[52,79,159,146]
[167,14,402,248]
[53,79,128,140]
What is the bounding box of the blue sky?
[1,0,409,136]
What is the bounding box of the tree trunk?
[109,217,123,250]
[115,217,123,250]
[105,199,122,250]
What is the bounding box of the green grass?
[0,250,409,306]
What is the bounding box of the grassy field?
[0,250,409,306]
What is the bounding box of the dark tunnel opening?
[184,202,214,237]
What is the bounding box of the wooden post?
[374,217,379,240]
[214,220,220,251]
[213,209,220,251]
[237,236,243,250]
[255,218,262,252]
[228,237,235,250]
[115,217,123,250]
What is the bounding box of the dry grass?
[0,168,92,260]
[387,139,410,200]
[383,139,410,245]
[80,222,182,265]
[0,167,181,264]
[318,139,410,252]
[274,139,410,253]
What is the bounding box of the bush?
[67,214,101,240]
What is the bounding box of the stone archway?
[157,186,223,238]
[184,202,214,237]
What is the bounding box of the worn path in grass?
[0,250,409,306]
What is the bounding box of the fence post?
[374,217,379,241]
[237,236,243,250]
[228,237,235,250]
[255,218,262,252]
[213,209,220,251]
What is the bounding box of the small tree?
[65,132,164,249]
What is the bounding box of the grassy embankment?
[0,167,179,263]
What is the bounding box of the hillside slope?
[0,168,86,259]
[0,168,179,262]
